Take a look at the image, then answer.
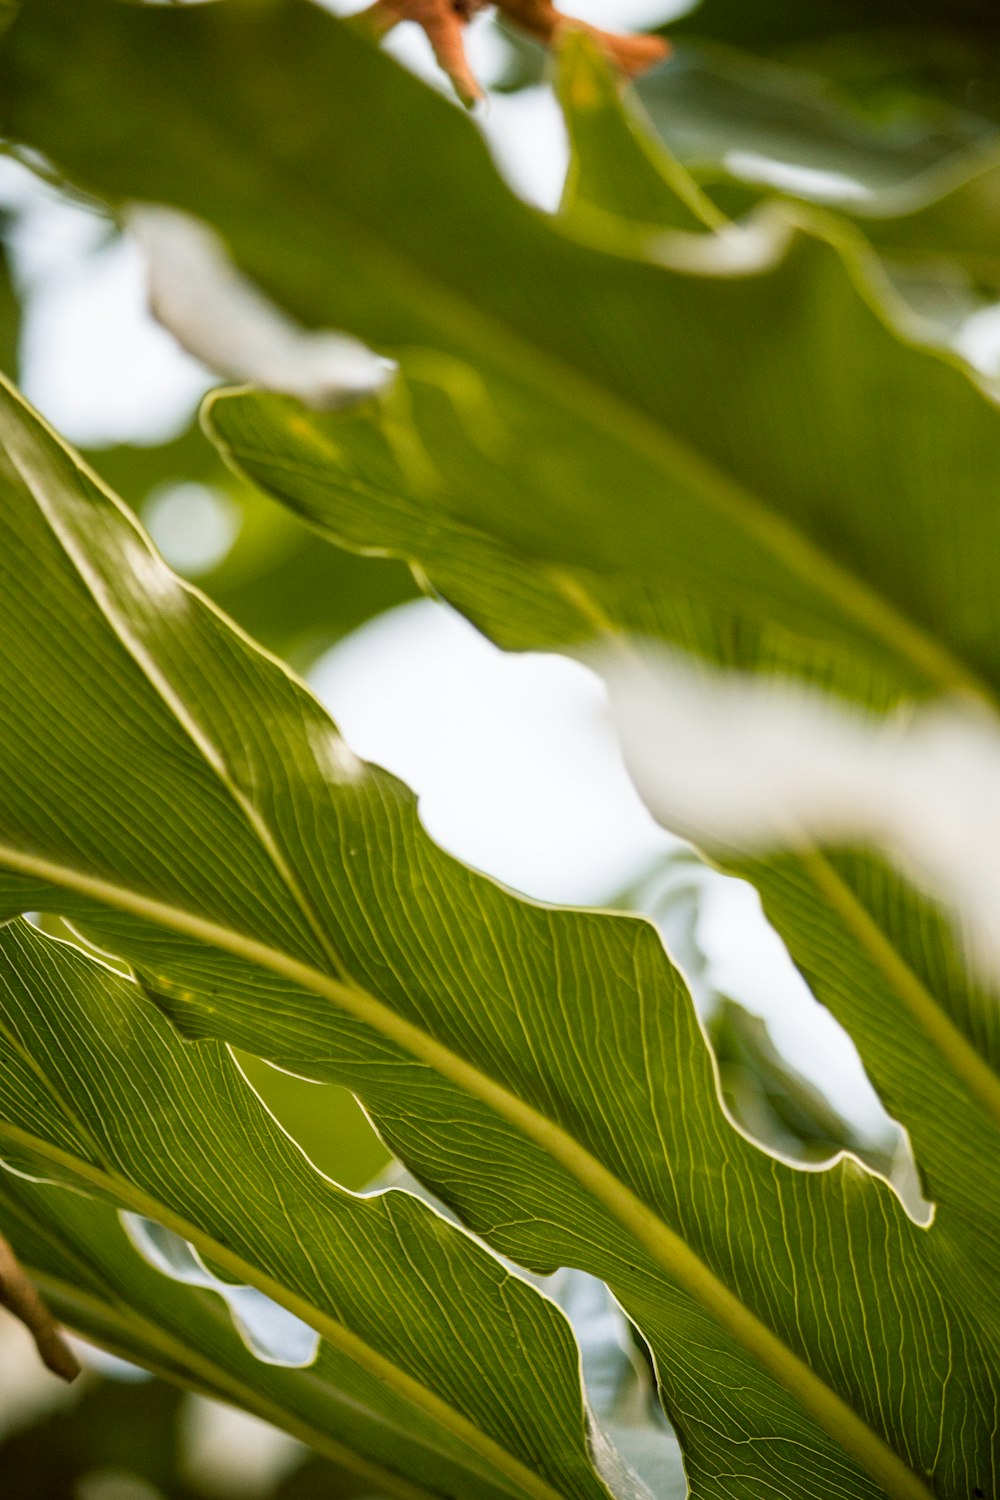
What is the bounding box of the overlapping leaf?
[662,0,1000,120]
[0,919,620,1500]
[0,1177,469,1500]
[630,1,1000,301]
[0,364,994,1496]
[639,0,1000,197]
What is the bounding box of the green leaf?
[635,48,991,200]
[697,142,1000,308]
[640,0,1000,193]
[88,422,416,671]
[0,1178,460,1500]
[0,5,998,1490]
[557,33,726,237]
[0,226,19,379]
[820,147,1000,293]
[0,1359,198,1500]
[0,365,993,1497]
[663,0,1000,122]
[634,4,1000,294]
[0,920,620,1500]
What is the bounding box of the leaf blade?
[0,377,990,1497]
[0,919,620,1500]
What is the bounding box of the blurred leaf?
[557,33,725,235]
[0,1368,199,1500]
[663,0,1000,126]
[542,1271,685,1500]
[633,2,1000,300]
[0,224,18,377]
[637,45,990,197]
[86,421,414,672]
[830,147,1000,293]
[489,21,546,94]
[643,0,1000,201]
[2,1174,509,1500]
[698,139,1000,315]
[708,999,886,1168]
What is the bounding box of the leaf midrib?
[22,1266,443,1500]
[0,1113,566,1500]
[206,412,1000,1140]
[0,839,934,1500]
[548,571,1000,1134]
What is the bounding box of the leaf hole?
[120,1213,320,1368]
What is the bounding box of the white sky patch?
[142,482,241,578]
[953,300,1000,376]
[19,225,211,448]
[478,85,571,209]
[601,644,1000,986]
[0,159,209,446]
[65,1342,149,1382]
[0,1310,83,1439]
[559,0,690,24]
[649,212,792,276]
[310,598,673,905]
[723,150,874,204]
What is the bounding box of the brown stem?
[351,0,669,105]
[351,0,490,104]
[0,1235,81,1382]
[497,0,669,73]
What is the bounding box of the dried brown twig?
[351,0,670,105]
[0,1234,80,1382]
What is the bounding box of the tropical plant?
[0,2,998,1498]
